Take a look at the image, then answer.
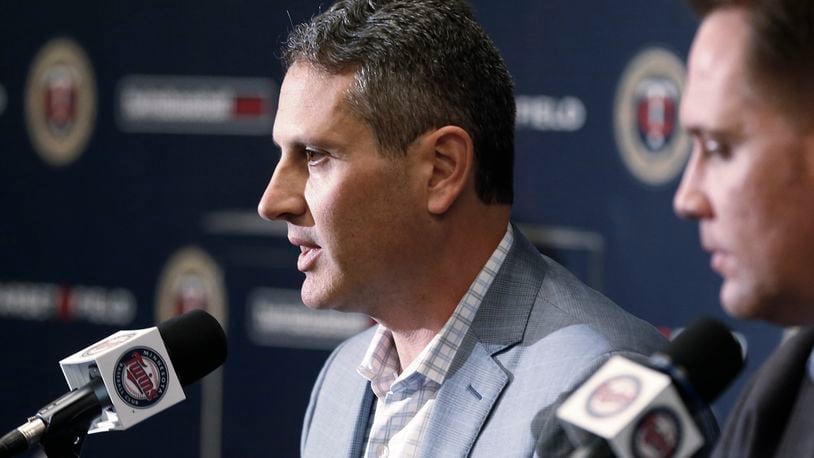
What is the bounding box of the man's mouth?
[288,235,322,272]
[297,245,321,272]
[709,249,733,277]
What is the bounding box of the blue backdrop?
[0,1,782,456]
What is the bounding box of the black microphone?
[650,317,745,414]
[0,309,227,458]
[557,317,744,458]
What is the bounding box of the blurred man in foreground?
[674,0,814,455]
[259,0,665,455]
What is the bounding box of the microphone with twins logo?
[557,317,745,458]
[0,309,227,458]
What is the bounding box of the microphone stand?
[36,374,107,458]
[0,371,107,458]
[40,418,91,458]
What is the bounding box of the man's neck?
[373,300,458,371]
[376,209,511,370]
[391,328,440,372]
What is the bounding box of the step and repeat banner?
[0,1,782,456]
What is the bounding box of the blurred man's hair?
[688,0,814,124]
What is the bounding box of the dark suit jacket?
[712,327,814,457]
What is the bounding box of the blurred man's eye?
[702,137,732,159]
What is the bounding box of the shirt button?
[377,445,389,457]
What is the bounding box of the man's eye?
[702,138,731,159]
[305,149,327,165]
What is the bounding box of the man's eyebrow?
[273,131,346,153]
[684,126,707,137]
[683,125,734,140]
[272,138,304,150]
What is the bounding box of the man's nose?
[258,158,309,223]
[673,150,713,220]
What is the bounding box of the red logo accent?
[634,77,678,151]
[124,351,159,400]
[233,96,265,117]
[44,67,78,133]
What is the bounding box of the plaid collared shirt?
[357,225,514,458]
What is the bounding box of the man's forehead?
[273,63,357,145]
[279,63,354,108]
[687,9,751,91]
[681,8,753,135]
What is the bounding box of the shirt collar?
[357,325,400,397]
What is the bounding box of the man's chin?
[300,285,348,312]
[300,281,327,308]
[720,282,767,321]
[723,289,814,327]
[300,291,331,310]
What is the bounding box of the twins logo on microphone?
[586,374,642,418]
[81,332,138,357]
[631,407,682,458]
[114,347,170,408]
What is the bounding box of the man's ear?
[425,125,474,215]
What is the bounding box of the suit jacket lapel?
[303,337,376,458]
[325,374,374,458]
[417,227,547,456]
[347,382,375,458]
[418,339,508,457]
[714,327,814,457]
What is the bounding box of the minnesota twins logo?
[25,38,97,166]
[80,332,137,357]
[114,347,169,408]
[614,47,690,186]
[155,246,228,330]
[635,77,678,151]
[631,407,682,458]
[586,374,642,418]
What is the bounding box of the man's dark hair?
[283,0,515,204]
[688,0,814,123]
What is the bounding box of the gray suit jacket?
[301,228,667,457]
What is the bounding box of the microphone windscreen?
[660,317,744,404]
[157,309,227,386]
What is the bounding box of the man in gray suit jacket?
[258,0,666,455]
[297,231,669,457]
[674,0,814,456]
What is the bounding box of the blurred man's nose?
[673,150,713,220]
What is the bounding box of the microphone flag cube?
[58,326,186,433]
[557,356,703,458]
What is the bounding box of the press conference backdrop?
[0,1,782,457]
